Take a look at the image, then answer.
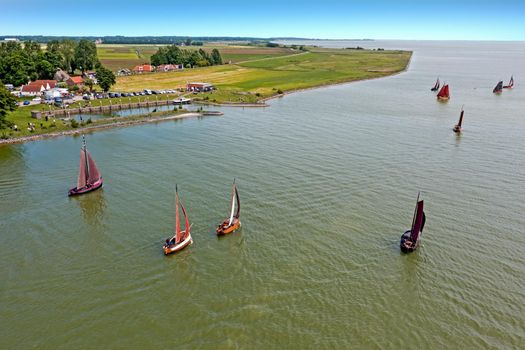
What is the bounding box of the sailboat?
[493,81,503,94]
[430,77,440,92]
[400,193,426,253]
[503,76,514,89]
[163,185,193,255]
[68,135,103,196]
[216,180,241,235]
[453,107,464,133]
[436,84,450,101]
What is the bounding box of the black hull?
[68,180,103,196]
[400,230,418,253]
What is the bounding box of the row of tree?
[150,45,223,67]
[0,39,99,87]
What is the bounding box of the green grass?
[114,47,412,103]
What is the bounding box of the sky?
[0,0,524,40]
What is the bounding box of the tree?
[211,49,222,65]
[96,65,116,92]
[74,40,98,73]
[84,77,94,92]
[0,82,17,129]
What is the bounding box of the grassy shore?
[114,47,412,104]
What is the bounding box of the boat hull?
[437,96,449,101]
[216,218,241,235]
[400,230,419,253]
[453,125,462,133]
[68,178,103,196]
[163,233,192,255]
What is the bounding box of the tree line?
[0,39,100,87]
[150,45,223,67]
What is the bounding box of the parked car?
[32,97,42,102]
[23,100,30,105]
[82,94,91,100]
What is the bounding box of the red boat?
[68,136,103,196]
[453,107,464,133]
[400,193,426,253]
[163,185,193,255]
[216,180,241,236]
[437,84,450,101]
[430,77,440,92]
[493,81,503,94]
[503,76,514,89]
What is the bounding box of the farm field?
[114,47,412,104]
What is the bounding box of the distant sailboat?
[163,185,193,255]
[437,84,450,101]
[493,81,503,94]
[503,76,514,89]
[431,77,440,92]
[216,180,241,235]
[68,135,103,196]
[400,193,426,253]
[453,107,464,133]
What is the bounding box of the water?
[71,104,196,121]
[1,41,524,349]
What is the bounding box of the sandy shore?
[0,113,202,145]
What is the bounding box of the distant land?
[0,35,374,44]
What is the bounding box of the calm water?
[1,41,524,349]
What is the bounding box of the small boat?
[493,81,503,94]
[503,76,514,89]
[430,77,440,92]
[436,84,450,101]
[68,135,103,196]
[453,107,464,133]
[216,179,241,235]
[163,185,193,255]
[400,193,426,253]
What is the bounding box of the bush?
[255,92,261,97]
[277,89,283,94]
[86,118,92,124]
[70,119,79,128]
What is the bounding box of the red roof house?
[132,64,155,73]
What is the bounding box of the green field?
[114,47,411,104]
[96,44,298,71]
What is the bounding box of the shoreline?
[0,112,202,145]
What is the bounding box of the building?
[117,68,131,76]
[156,64,183,72]
[186,82,215,92]
[54,69,71,82]
[20,80,57,96]
[66,76,84,87]
[132,64,155,74]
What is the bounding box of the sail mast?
[458,106,464,127]
[175,185,181,242]
[410,192,420,235]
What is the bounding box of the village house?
[66,76,84,87]
[54,69,71,82]
[84,71,97,84]
[117,68,131,76]
[20,80,57,96]
[156,64,183,72]
[186,82,215,92]
[132,64,155,74]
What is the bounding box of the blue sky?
[1,0,524,40]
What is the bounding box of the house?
[54,69,71,82]
[186,82,215,92]
[20,80,57,96]
[66,76,84,87]
[132,64,155,74]
[156,64,183,72]
[117,68,131,76]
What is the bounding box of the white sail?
[228,187,236,226]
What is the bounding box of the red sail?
[77,149,87,189]
[86,152,101,184]
[493,81,503,93]
[180,199,190,241]
[175,190,181,243]
[437,84,449,98]
[458,109,464,127]
[410,200,425,242]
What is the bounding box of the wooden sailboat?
[493,81,503,94]
[503,76,514,89]
[430,77,440,92]
[163,185,193,255]
[436,84,450,101]
[216,180,241,235]
[400,193,426,253]
[68,135,103,196]
[453,107,464,133]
